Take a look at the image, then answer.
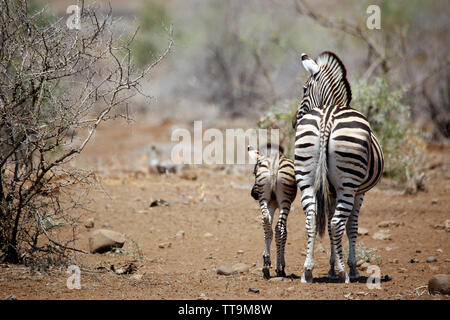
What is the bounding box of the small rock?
[343,293,352,299]
[179,170,198,181]
[398,268,407,273]
[232,263,249,274]
[356,259,365,267]
[287,286,296,292]
[175,230,185,239]
[198,293,208,300]
[88,229,126,254]
[433,224,445,230]
[393,259,399,264]
[426,256,437,263]
[431,199,438,205]
[428,274,450,295]
[269,277,284,282]
[237,250,244,255]
[102,222,111,228]
[248,288,260,293]
[373,229,391,240]
[416,250,421,253]
[383,274,392,281]
[358,227,369,236]
[150,199,169,207]
[158,242,171,249]
[131,274,143,281]
[359,262,370,271]
[4,295,17,300]
[105,204,112,209]
[203,232,214,239]
[436,249,443,254]
[409,258,419,263]
[445,220,450,232]
[216,266,234,276]
[84,218,95,229]
[386,246,393,251]
[377,220,398,228]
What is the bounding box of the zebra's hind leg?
[261,200,275,279]
[330,192,355,283]
[300,189,317,283]
[327,197,338,280]
[347,194,364,281]
[275,204,290,277]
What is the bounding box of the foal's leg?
[275,201,291,277]
[261,200,276,279]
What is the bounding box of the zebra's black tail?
[313,129,330,238]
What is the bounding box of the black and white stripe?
[293,51,384,283]
[248,144,297,279]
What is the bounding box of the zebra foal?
[248,144,297,279]
[293,51,384,283]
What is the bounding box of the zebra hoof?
[328,268,339,280]
[349,268,360,281]
[276,269,286,278]
[262,267,270,280]
[301,270,313,283]
[337,271,349,283]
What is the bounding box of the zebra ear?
[301,53,320,76]
[248,145,259,163]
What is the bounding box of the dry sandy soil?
[1,119,449,300]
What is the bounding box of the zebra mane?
[316,51,352,106]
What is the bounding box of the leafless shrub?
[0,1,172,265]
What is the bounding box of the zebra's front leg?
[275,205,290,277]
[261,200,275,279]
[301,190,317,283]
[330,193,355,283]
[347,194,364,281]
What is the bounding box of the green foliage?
[352,77,425,181]
[257,99,299,157]
[130,1,172,66]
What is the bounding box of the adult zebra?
[293,51,384,283]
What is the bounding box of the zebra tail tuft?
[313,139,330,238]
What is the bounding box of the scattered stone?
[428,274,450,295]
[197,293,208,300]
[88,229,126,254]
[431,199,438,205]
[84,218,95,229]
[102,222,111,228]
[136,210,149,214]
[232,263,249,274]
[356,291,366,296]
[203,232,214,239]
[359,262,370,271]
[343,293,352,299]
[377,221,399,228]
[236,250,244,255]
[416,250,421,253]
[175,230,185,239]
[179,170,198,181]
[373,229,391,240]
[445,220,450,232]
[149,199,169,207]
[383,274,392,281]
[436,249,443,254]
[131,274,143,281]
[4,295,17,300]
[393,259,399,264]
[398,268,407,273]
[287,286,296,292]
[216,266,233,276]
[248,288,260,294]
[433,224,445,230]
[426,256,437,263]
[269,277,284,282]
[357,227,369,236]
[105,204,112,209]
[111,263,137,275]
[386,246,393,251]
[356,259,365,267]
[409,258,419,263]
[158,242,172,249]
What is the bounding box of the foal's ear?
[301,53,320,76]
[248,145,259,163]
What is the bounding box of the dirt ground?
[1,119,449,300]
